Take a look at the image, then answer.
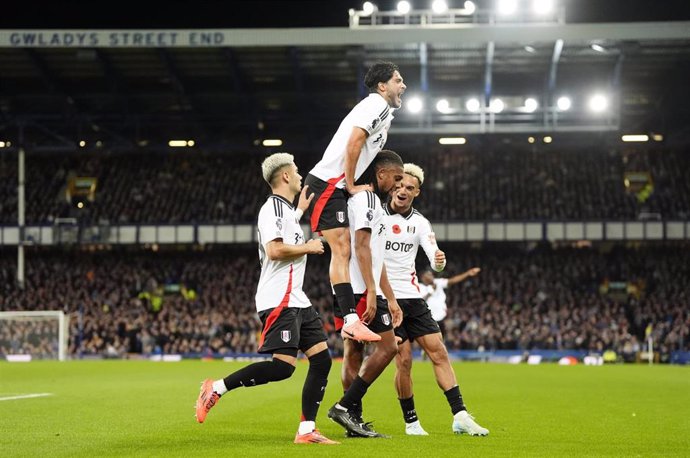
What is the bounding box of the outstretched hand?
[466,267,481,277]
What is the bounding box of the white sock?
[298,420,315,435]
[212,380,227,396]
[343,313,360,326]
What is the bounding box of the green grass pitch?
[1,360,688,457]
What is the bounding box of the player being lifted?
[195,153,338,445]
[304,61,406,343]
[383,163,489,436]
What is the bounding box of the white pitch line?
[0,393,53,402]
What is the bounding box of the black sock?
[301,350,331,422]
[399,396,419,423]
[340,375,370,411]
[345,390,363,420]
[333,283,356,316]
[444,385,466,415]
[223,359,295,391]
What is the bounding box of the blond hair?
[261,152,294,185]
[404,163,425,186]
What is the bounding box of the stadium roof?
[1,0,690,153]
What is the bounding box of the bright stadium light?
[396,0,411,14]
[588,94,608,112]
[262,139,283,147]
[490,98,505,113]
[591,43,607,53]
[432,0,448,13]
[407,96,423,113]
[524,97,539,112]
[621,134,649,142]
[466,98,480,113]
[436,99,451,114]
[557,96,571,111]
[532,0,554,15]
[463,1,476,14]
[498,0,518,15]
[439,137,466,145]
[362,1,376,16]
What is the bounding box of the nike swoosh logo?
[343,330,355,338]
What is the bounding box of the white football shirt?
[425,278,449,322]
[309,93,394,187]
[255,194,311,312]
[348,190,387,295]
[383,206,444,299]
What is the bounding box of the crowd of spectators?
[1,243,687,361]
[1,147,688,224]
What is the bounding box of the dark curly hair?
[364,61,400,92]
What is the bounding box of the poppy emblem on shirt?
[392,224,401,234]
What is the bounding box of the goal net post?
[0,311,69,361]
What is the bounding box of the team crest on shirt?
[407,226,416,233]
[392,224,401,234]
[370,118,380,130]
[366,209,374,221]
[381,314,391,326]
[336,211,345,223]
[281,330,291,342]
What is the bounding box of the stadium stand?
[1,147,689,224]
[1,243,687,361]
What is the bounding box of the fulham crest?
[281,330,292,343]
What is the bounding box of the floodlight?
[556,96,571,111]
[588,94,608,112]
[490,98,505,113]
[407,96,423,113]
[524,97,538,112]
[432,0,448,14]
[532,0,554,15]
[397,1,411,14]
[362,2,376,16]
[436,99,451,114]
[466,98,480,112]
[498,0,518,15]
[463,1,476,14]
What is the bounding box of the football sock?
[298,420,315,435]
[340,375,370,411]
[399,396,419,423]
[212,380,227,396]
[223,358,295,391]
[444,385,466,415]
[301,349,331,422]
[333,283,357,317]
[345,390,363,420]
